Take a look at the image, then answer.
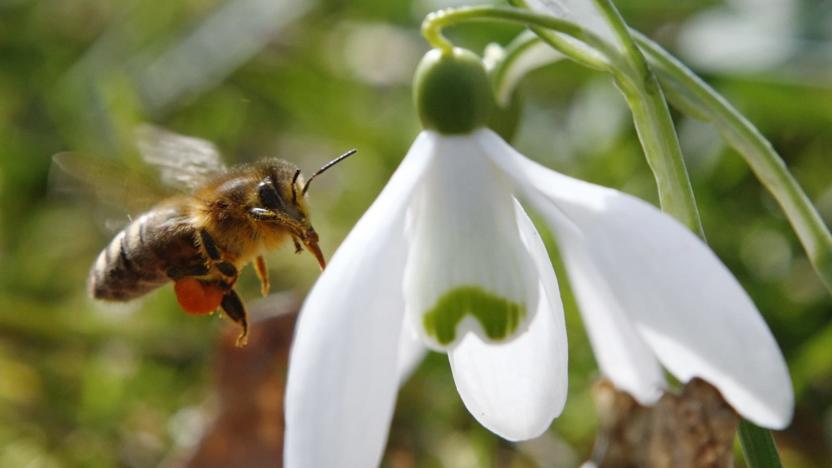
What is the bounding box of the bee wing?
[135,124,226,192]
[51,151,175,215]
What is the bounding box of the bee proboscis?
[55,125,356,346]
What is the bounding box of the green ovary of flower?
[414,48,494,134]
[422,286,526,345]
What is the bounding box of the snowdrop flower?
[284,48,793,467]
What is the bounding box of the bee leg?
[249,207,279,221]
[220,288,249,347]
[254,255,270,297]
[249,209,306,255]
[198,228,223,261]
[215,261,238,282]
[249,208,303,231]
[197,228,239,285]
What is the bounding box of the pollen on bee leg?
[174,278,224,315]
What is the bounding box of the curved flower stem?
[634,32,832,294]
[593,0,704,236]
[421,6,618,64]
[525,26,609,71]
[617,77,705,235]
[593,0,648,81]
[488,32,549,106]
[503,0,610,71]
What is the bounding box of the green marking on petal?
[422,286,525,345]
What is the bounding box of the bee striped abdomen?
[88,206,203,301]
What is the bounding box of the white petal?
[536,200,666,403]
[476,130,664,404]
[449,201,568,441]
[478,128,794,429]
[284,133,435,468]
[403,133,539,350]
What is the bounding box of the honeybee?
[54,125,356,346]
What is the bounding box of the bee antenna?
[302,149,357,196]
[291,169,301,203]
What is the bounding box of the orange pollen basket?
[174,278,224,315]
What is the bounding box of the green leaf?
[738,420,783,468]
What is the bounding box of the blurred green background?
[1,0,831,466]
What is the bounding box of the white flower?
[283,48,793,467]
[284,128,793,466]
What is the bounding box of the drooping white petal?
[479,128,794,429]
[533,198,666,403]
[285,133,435,468]
[476,130,664,405]
[403,132,539,350]
[449,201,568,441]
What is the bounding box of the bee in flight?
[55,125,356,346]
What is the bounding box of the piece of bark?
[184,295,299,468]
[590,377,739,468]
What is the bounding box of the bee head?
[248,164,314,259]
[250,151,356,269]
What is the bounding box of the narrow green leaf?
[738,419,783,468]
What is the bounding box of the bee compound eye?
[257,180,284,210]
